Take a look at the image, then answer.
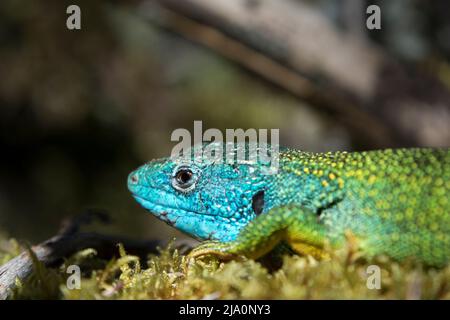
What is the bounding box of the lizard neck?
[262,150,348,213]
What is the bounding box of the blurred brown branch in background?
[141,0,450,148]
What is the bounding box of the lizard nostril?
[130,174,139,184]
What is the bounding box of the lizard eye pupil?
[176,169,193,184]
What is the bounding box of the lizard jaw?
[131,194,245,242]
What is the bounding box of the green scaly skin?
[128,144,450,267]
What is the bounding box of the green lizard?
[128,143,450,267]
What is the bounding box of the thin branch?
[139,0,450,148]
[0,210,160,300]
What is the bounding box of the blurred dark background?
[0,0,449,243]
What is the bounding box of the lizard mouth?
[131,192,227,221]
[132,194,165,211]
[131,193,243,242]
[131,194,198,227]
[132,193,198,215]
[131,191,239,224]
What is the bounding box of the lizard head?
[127,142,277,241]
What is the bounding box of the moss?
[0,238,21,265]
[4,239,450,300]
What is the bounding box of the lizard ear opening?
[252,190,265,216]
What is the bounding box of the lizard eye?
[172,166,197,192]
